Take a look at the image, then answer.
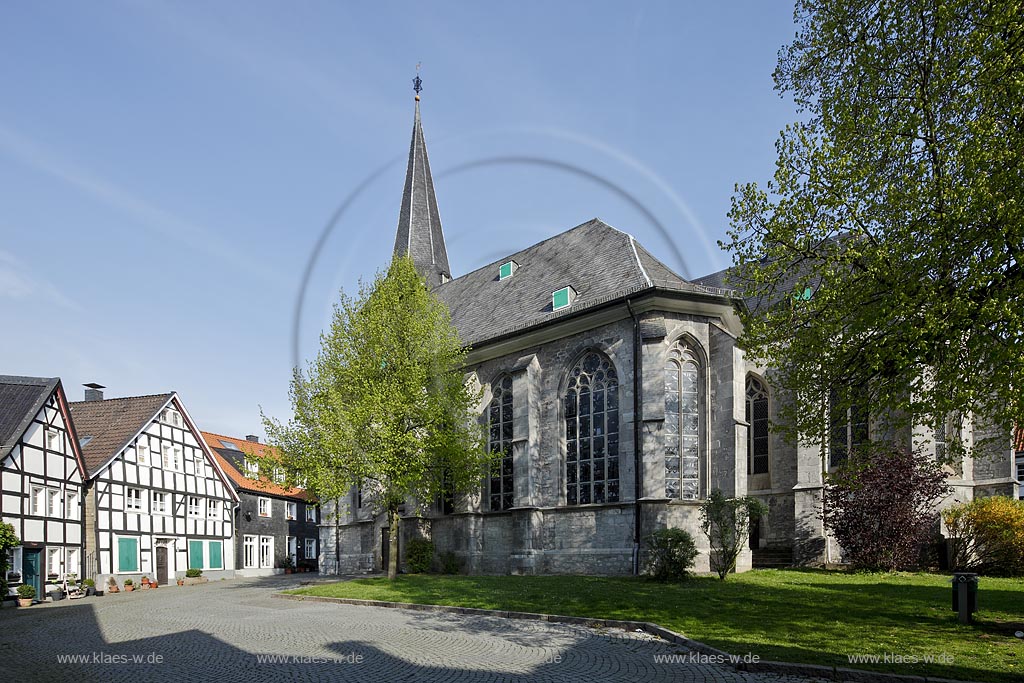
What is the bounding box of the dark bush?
[439,551,461,575]
[405,538,434,573]
[823,445,949,571]
[644,528,699,581]
[185,568,203,578]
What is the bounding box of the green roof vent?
[499,260,518,280]
[552,286,577,311]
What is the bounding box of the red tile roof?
[201,431,310,500]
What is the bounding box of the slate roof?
[0,375,60,460]
[202,431,310,500]
[394,100,450,288]
[69,393,173,475]
[435,218,733,347]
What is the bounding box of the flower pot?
[18,598,32,607]
[176,579,184,586]
[124,585,134,592]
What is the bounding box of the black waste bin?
[951,572,978,613]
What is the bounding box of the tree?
[724,1,1024,450]
[0,522,19,599]
[699,490,766,580]
[262,256,492,580]
[822,445,949,571]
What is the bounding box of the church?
[321,94,1021,576]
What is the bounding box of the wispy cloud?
[0,249,82,311]
[0,123,286,286]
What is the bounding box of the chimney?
[246,435,260,443]
[83,383,105,402]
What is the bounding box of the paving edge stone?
[273,593,983,683]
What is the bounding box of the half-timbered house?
[69,388,238,587]
[1,376,87,600]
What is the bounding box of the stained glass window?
[666,345,701,500]
[488,376,515,511]
[746,376,770,475]
[565,352,619,505]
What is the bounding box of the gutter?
[626,299,643,576]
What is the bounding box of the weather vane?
[413,62,423,99]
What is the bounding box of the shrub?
[700,489,767,580]
[439,551,461,575]
[823,445,949,571]
[123,578,133,586]
[944,496,1024,576]
[0,522,19,600]
[644,528,698,581]
[17,584,36,600]
[405,538,434,574]
[83,578,95,588]
[185,568,203,578]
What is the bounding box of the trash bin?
[951,572,978,613]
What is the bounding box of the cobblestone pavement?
[0,575,827,683]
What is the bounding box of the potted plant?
[107,576,119,593]
[17,584,36,607]
[176,577,184,586]
[140,576,151,589]
[82,578,95,596]
[184,568,206,585]
[150,579,158,588]
[123,578,134,592]
[283,557,294,574]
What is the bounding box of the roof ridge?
[68,391,174,406]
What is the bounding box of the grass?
[289,569,1024,682]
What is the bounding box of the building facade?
[1,376,87,599]
[70,389,238,587]
[319,96,1020,576]
[204,431,319,575]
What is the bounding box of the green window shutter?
[117,537,138,572]
[188,540,204,569]
[552,286,575,311]
[499,261,516,279]
[208,541,222,570]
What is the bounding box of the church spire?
[393,68,451,287]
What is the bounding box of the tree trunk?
[387,506,400,580]
[334,497,341,576]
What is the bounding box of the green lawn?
[289,570,1024,682]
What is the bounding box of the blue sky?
[0,1,797,437]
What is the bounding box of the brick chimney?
[83,383,105,402]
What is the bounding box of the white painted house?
[1,376,87,600]
[69,388,238,587]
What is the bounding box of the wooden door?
[23,550,41,599]
[156,546,168,585]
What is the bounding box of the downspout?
[626,300,643,576]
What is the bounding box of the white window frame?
[287,536,297,565]
[258,536,273,569]
[46,546,63,577]
[6,547,23,581]
[126,487,143,512]
[30,486,45,516]
[304,537,316,559]
[243,535,257,569]
[207,499,219,520]
[173,447,182,470]
[45,429,60,450]
[187,496,201,517]
[66,490,79,520]
[66,547,80,576]
[152,491,168,515]
[286,502,296,520]
[258,497,271,517]
[162,445,173,469]
[47,489,61,517]
[137,437,148,464]
[305,506,316,523]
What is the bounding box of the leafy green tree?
[0,522,19,598]
[699,490,766,580]
[724,0,1024,449]
[262,256,492,580]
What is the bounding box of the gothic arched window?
[665,344,701,500]
[746,376,770,475]
[565,351,619,505]
[488,375,514,511]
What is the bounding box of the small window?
[243,535,257,569]
[304,537,316,559]
[244,458,258,477]
[137,438,148,464]
[31,486,45,515]
[126,488,143,511]
[258,497,271,517]
[162,445,172,469]
[47,489,61,517]
[173,447,182,470]
[305,506,317,523]
[66,491,79,520]
[286,502,296,520]
[45,429,60,450]
[220,440,241,451]
[187,496,201,517]
[66,547,80,575]
[47,547,62,575]
[152,491,167,515]
[552,286,577,311]
[207,499,219,520]
[499,260,518,280]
